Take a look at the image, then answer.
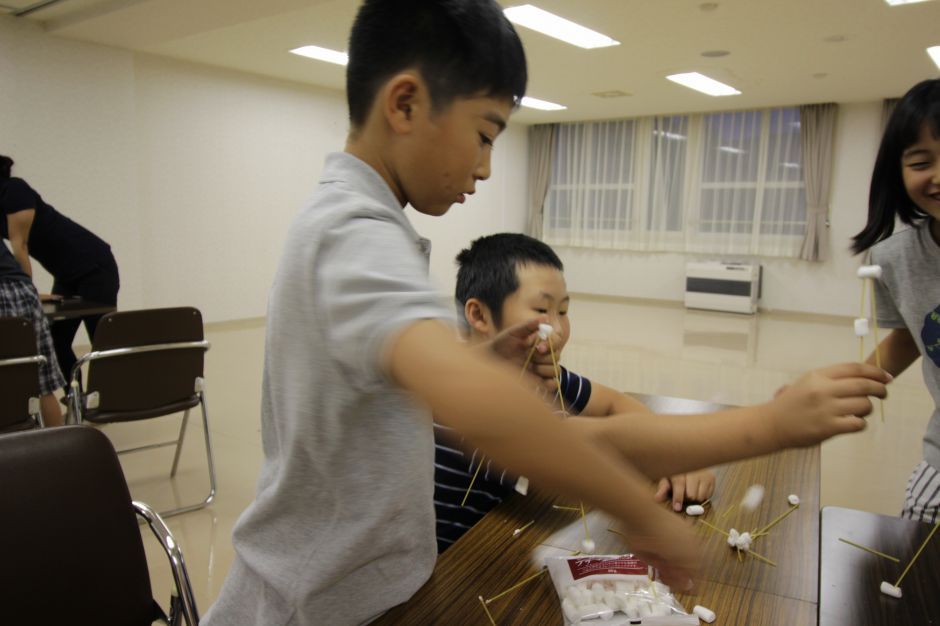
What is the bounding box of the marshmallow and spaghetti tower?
[856,264,885,421]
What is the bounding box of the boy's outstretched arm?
[584,384,717,511]
[386,319,700,588]
[568,363,890,481]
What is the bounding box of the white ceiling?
[7,0,940,124]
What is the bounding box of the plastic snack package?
[546,555,698,625]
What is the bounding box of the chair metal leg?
[160,391,216,518]
[169,409,190,478]
[133,500,200,626]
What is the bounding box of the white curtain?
[526,124,556,238]
[543,107,807,257]
[798,103,837,262]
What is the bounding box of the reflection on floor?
[101,297,931,615]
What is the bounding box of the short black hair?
[0,155,13,181]
[346,0,527,129]
[455,233,563,327]
[851,78,940,254]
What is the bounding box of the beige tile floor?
[101,296,932,617]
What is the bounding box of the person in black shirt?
[0,155,119,384]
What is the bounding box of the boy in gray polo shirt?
[204,2,890,624]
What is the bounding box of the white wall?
[557,101,884,317]
[0,15,529,323]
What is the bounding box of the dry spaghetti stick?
[607,527,628,541]
[748,550,777,567]
[486,568,547,604]
[838,537,900,563]
[579,500,591,542]
[869,278,885,422]
[718,504,737,521]
[519,340,540,379]
[460,454,486,507]
[478,596,497,625]
[698,518,730,537]
[547,336,566,415]
[753,504,799,537]
[894,520,940,587]
[552,504,582,512]
[860,274,867,362]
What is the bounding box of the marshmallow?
[562,597,580,622]
[737,531,753,552]
[579,603,611,620]
[727,528,740,548]
[741,484,765,511]
[788,494,800,506]
[854,317,870,337]
[581,538,596,553]
[538,323,553,340]
[514,476,529,496]
[693,605,717,623]
[880,581,902,598]
[857,265,883,279]
[685,504,706,516]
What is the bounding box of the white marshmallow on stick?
[685,504,706,516]
[854,318,870,337]
[880,581,902,598]
[788,494,801,506]
[857,265,883,279]
[538,323,553,340]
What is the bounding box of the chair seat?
[82,395,201,424]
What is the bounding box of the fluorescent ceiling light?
[885,0,931,5]
[781,162,801,169]
[520,96,567,111]
[503,4,619,49]
[290,45,348,66]
[929,46,940,70]
[718,146,746,154]
[666,72,741,96]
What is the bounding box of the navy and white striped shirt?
[432,366,592,552]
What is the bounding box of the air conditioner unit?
[684,262,761,314]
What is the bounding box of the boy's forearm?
[573,406,779,479]
[389,321,666,527]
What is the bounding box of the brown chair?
[67,307,216,517]
[0,316,46,432]
[0,426,199,625]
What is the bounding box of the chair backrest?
[0,317,41,430]
[0,427,161,624]
[85,307,205,414]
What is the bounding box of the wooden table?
[819,506,940,626]
[41,298,115,322]
[377,395,821,625]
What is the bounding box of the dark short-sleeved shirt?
[0,178,111,281]
[433,366,593,552]
[0,243,30,283]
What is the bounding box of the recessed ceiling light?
[718,146,746,154]
[520,96,567,111]
[666,72,741,96]
[289,45,348,66]
[503,5,620,49]
[591,90,632,98]
[885,0,932,5]
[929,45,940,70]
[701,50,730,58]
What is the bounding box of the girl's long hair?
[851,79,940,254]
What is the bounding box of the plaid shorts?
[0,279,66,395]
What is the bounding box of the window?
[542,107,807,257]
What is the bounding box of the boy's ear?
[464,298,496,335]
[382,72,423,134]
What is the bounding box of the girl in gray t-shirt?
[852,78,940,523]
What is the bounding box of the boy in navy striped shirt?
[434,233,716,551]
